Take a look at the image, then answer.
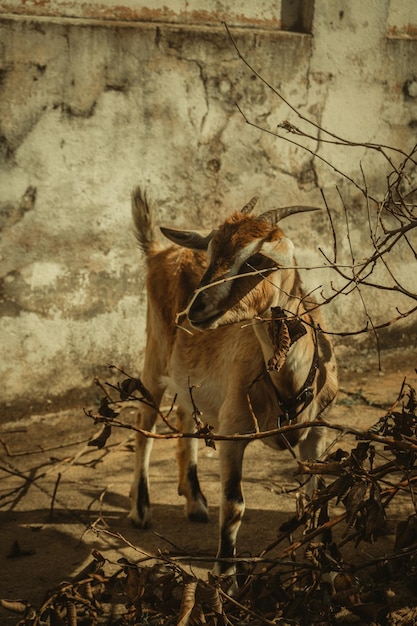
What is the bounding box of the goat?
[128,188,338,585]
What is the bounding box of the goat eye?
[247,253,264,268]
[240,253,264,273]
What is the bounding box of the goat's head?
[161,198,319,330]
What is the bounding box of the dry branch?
[2,361,417,625]
[3,27,417,626]
[225,23,417,357]
[5,376,417,624]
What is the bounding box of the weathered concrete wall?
[0,0,285,28]
[0,1,416,418]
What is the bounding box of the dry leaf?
[88,424,112,449]
[177,579,198,626]
[0,599,29,614]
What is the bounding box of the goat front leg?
[298,416,327,499]
[214,439,248,587]
[128,391,163,528]
[176,408,208,523]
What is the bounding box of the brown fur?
[129,188,338,589]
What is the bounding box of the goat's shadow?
[0,497,293,603]
[0,426,301,622]
[113,499,293,569]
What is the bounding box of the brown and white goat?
[129,188,338,582]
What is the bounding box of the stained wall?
[0,1,416,417]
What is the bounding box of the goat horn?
[257,206,321,224]
[241,196,259,215]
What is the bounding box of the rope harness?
[268,307,319,427]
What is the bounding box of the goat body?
[129,188,338,583]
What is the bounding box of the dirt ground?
[0,346,416,624]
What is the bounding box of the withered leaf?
[282,590,310,620]
[368,415,390,436]
[350,442,370,468]
[0,599,30,614]
[343,481,367,531]
[332,585,361,608]
[160,573,181,604]
[350,601,388,623]
[198,577,223,616]
[318,498,330,528]
[268,317,291,372]
[333,572,353,593]
[49,607,67,625]
[395,513,417,551]
[197,421,216,450]
[406,384,416,412]
[98,396,118,419]
[120,377,154,403]
[328,541,343,564]
[362,485,386,541]
[268,308,307,373]
[177,579,198,626]
[91,550,106,566]
[325,473,353,504]
[327,448,350,462]
[280,513,306,533]
[270,306,307,344]
[124,564,144,608]
[88,424,112,449]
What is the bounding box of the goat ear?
[160,226,215,251]
[259,236,295,267]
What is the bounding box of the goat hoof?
[213,566,238,596]
[186,496,209,523]
[128,510,151,529]
[188,509,209,523]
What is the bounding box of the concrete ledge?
[0,1,283,29]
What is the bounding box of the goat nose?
[189,293,209,318]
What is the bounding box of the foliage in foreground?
[2,377,417,625]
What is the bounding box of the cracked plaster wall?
[0,1,416,418]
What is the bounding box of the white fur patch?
[260,237,295,267]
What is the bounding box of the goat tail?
[131,186,158,256]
